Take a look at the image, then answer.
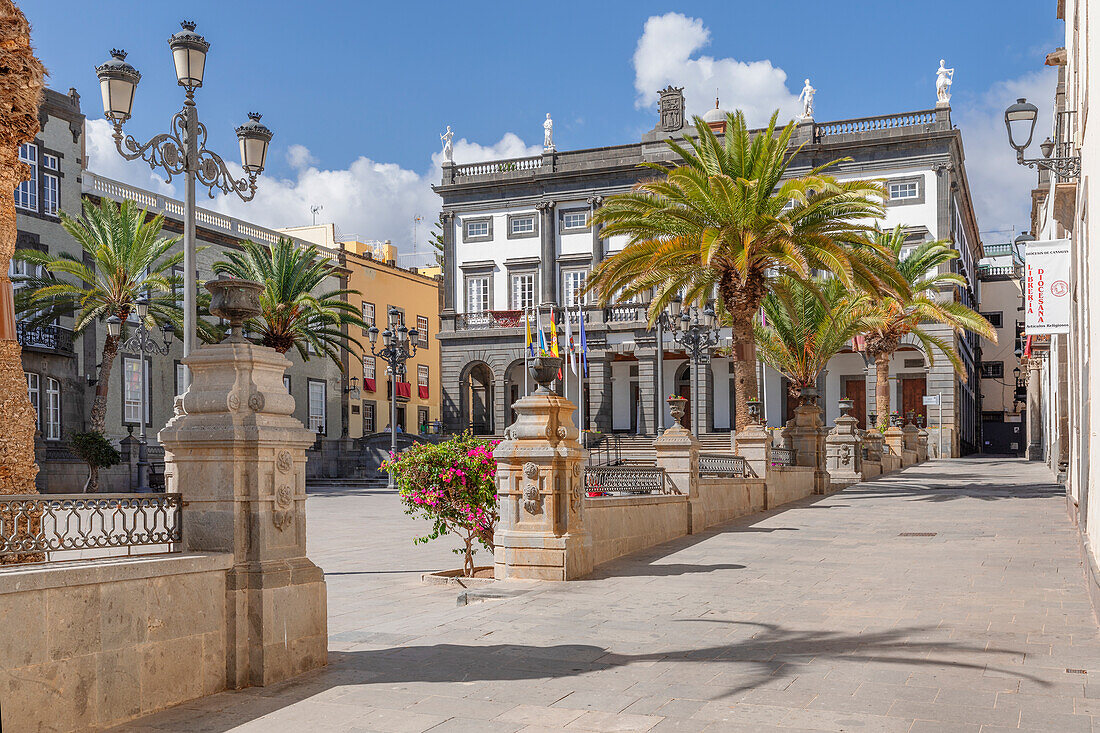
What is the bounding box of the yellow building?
[279,224,442,438]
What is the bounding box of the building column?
[636,348,657,436]
[1027,357,1043,461]
[691,358,715,435]
[441,211,456,315]
[537,201,557,305]
[588,195,604,266]
[585,352,613,432]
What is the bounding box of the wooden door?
[845,378,866,429]
[901,377,927,423]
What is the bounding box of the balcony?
[977,264,1022,281]
[456,311,525,330]
[16,322,74,354]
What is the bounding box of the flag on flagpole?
[578,305,589,377]
[549,307,562,379]
[537,308,547,354]
[565,307,576,375]
[525,308,535,356]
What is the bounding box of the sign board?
[922,394,940,407]
[1025,239,1071,334]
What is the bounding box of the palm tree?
[754,276,869,404]
[589,110,890,427]
[14,197,201,435]
[212,238,366,366]
[859,227,997,428]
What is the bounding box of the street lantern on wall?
[1003,97,1080,180]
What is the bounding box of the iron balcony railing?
[583,465,677,496]
[0,493,182,558]
[16,322,74,354]
[698,454,747,477]
[770,447,796,467]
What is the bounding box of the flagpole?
[524,307,529,395]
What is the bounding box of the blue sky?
[25,1,1063,259]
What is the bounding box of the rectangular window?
[561,210,588,230]
[175,363,189,396]
[308,379,327,433]
[889,181,919,200]
[15,143,37,211]
[123,357,145,424]
[562,269,588,307]
[363,402,375,433]
[361,301,375,334]
[980,311,1003,328]
[980,361,1005,379]
[510,215,535,235]
[466,220,489,238]
[43,173,59,216]
[466,276,490,312]
[45,377,60,440]
[511,272,535,310]
[416,315,429,346]
[418,363,429,388]
[25,372,39,430]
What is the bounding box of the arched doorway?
[503,360,527,428]
[461,362,494,435]
[675,362,691,430]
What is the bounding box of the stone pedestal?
[883,425,905,472]
[825,412,862,489]
[917,429,929,462]
[654,419,701,533]
[787,404,829,494]
[493,385,591,581]
[903,422,919,453]
[159,341,327,689]
[735,422,772,479]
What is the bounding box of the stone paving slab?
[109,458,1100,732]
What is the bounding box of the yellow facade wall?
[344,250,441,438]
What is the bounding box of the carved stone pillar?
[537,201,557,305]
[863,428,884,463]
[735,421,772,479]
[493,358,591,580]
[825,407,862,489]
[882,424,905,473]
[916,427,929,462]
[159,339,327,688]
[654,398,702,532]
[902,421,920,454]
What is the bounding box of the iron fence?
[583,466,675,496]
[698,454,747,477]
[0,493,182,558]
[15,322,74,353]
[771,447,796,467]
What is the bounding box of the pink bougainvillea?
[381,433,499,577]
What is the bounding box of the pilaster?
[537,201,557,305]
[441,211,456,315]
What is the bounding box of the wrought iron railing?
[457,310,524,330]
[453,156,543,178]
[583,466,676,496]
[0,493,182,558]
[770,447,796,467]
[815,110,938,139]
[15,322,74,353]
[698,454,747,477]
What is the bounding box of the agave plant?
[859,227,997,427]
[212,238,366,366]
[588,110,892,427]
[754,275,869,404]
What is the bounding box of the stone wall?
[0,552,232,732]
[586,494,688,568]
[697,477,766,529]
[765,466,817,509]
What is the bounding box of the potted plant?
[381,432,499,579]
[528,351,562,391]
[69,431,122,493]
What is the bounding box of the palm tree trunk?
[90,335,120,435]
[728,312,758,429]
[875,350,892,429]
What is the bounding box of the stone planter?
[528,356,562,392]
[421,566,496,587]
[667,397,688,428]
[205,274,263,342]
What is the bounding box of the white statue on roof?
[936,59,954,105]
[543,113,554,151]
[440,126,454,163]
[798,79,816,120]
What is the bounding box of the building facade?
[433,91,987,455]
[977,242,1026,455]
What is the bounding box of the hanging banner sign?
[1025,239,1071,334]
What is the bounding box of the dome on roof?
[702,96,726,123]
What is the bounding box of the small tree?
[69,431,122,494]
[382,434,498,577]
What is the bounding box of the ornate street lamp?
[368,308,419,489]
[108,302,175,492]
[1004,97,1079,180]
[668,301,721,436]
[95,21,272,358]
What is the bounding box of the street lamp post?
[368,307,420,489]
[667,297,720,435]
[95,22,273,358]
[1004,97,1080,180]
[106,298,174,492]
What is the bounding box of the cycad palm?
[754,276,868,401]
[589,110,889,427]
[14,197,200,434]
[860,226,996,427]
[212,238,365,366]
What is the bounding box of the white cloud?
[954,68,1058,237]
[84,119,537,266]
[632,12,802,126]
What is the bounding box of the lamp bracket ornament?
[1015,152,1081,181]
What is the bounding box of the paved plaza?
[112,458,1100,732]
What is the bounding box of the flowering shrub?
[381,433,499,577]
